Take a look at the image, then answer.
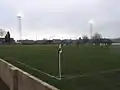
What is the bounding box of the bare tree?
[82,35,89,44]
[92,32,102,45]
[0,29,6,38]
[92,32,102,39]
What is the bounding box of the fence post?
[11,67,18,90]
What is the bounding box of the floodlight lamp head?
[88,19,94,24]
[17,12,22,19]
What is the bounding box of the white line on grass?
[13,60,61,80]
[63,68,120,79]
[11,60,120,80]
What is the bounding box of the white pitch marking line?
[63,68,120,79]
[13,60,61,80]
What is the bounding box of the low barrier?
[0,59,59,90]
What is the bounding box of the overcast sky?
[0,0,120,40]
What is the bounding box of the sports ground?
[0,45,120,90]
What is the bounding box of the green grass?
[0,45,120,90]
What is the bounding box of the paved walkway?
[0,79,9,90]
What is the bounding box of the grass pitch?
[0,45,120,90]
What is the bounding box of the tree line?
[77,33,112,46]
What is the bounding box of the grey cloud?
[0,0,120,39]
